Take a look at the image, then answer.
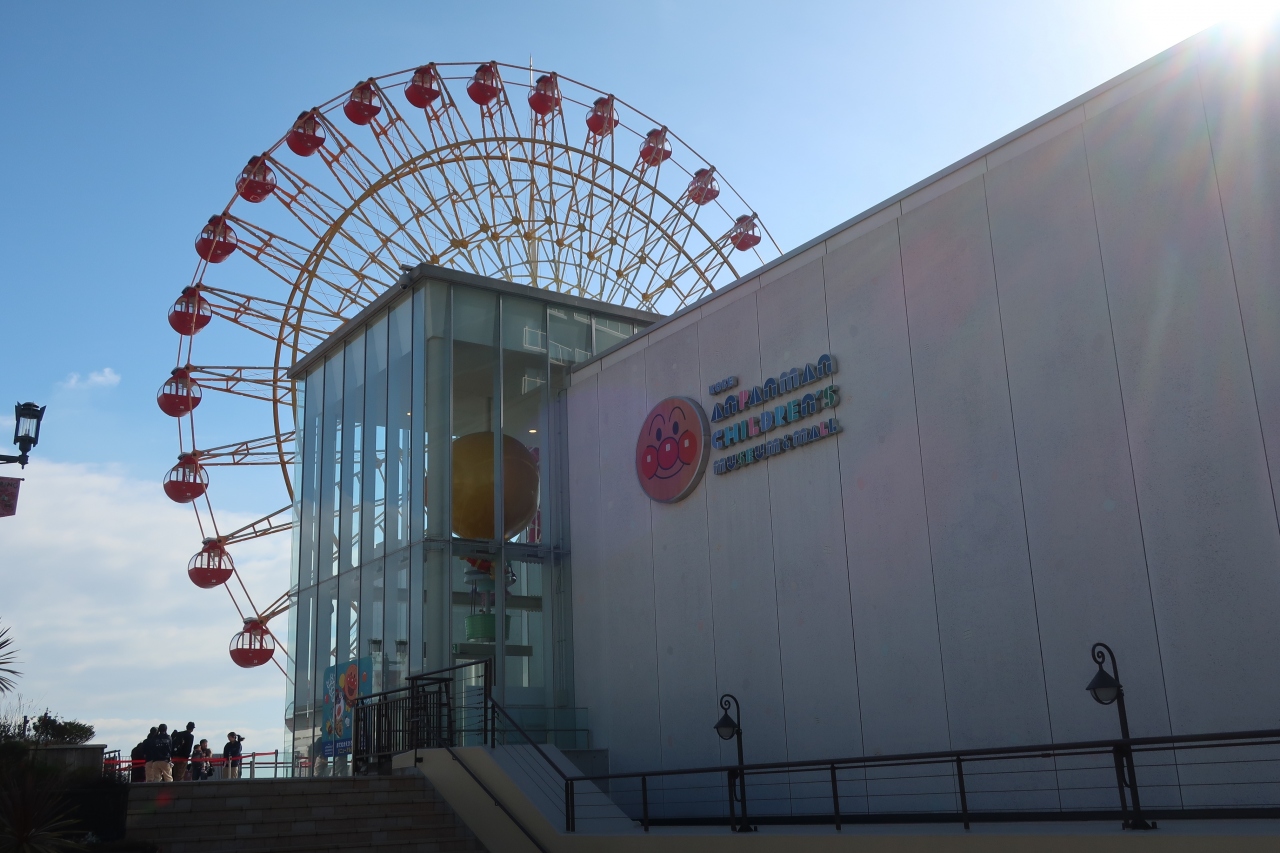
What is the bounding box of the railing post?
[726,769,738,832]
[830,764,841,831]
[642,775,650,832]
[565,779,575,832]
[274,750,279,779]
[1112,745,1131,828]
[249,752,256,779]
[955,757,970,831]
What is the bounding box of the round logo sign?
[635,396,711,502]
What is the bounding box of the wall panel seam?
[821,254,867,758]
[1079,120,1178,743]
[895,218,954,751]
[1195,59,1280,543]
[982,172,1060,795]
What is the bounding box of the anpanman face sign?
[635,396,711,502]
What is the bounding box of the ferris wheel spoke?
[222,505,294,545]
[198,431,296,467]
[187,366,290,405]
[198,284,336,344]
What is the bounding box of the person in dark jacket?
[144,723,173,782]
[171,722,195,781]
[129,740,147,783]
[191,739,212,781]
[222,732,244,779]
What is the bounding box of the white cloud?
[0,460,291,756]
[59,368,121,390]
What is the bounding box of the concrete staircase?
[126,775,487,853]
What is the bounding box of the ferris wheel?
[157,61,780,676]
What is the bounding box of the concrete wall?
[567,28,1280,779]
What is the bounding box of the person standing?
[171,722,195,781]
[144,724,173,782]
[222,732,244,779]
[129,738,147,783]
[191,739,212,781]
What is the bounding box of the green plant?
[0,626,18,696]
[28,719,92,749]
[0,754,83,853]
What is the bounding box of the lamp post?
[1087,643,1154,830]
[714,693,754,832]
[1,403,46,468]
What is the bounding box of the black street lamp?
[1087,643,1154,830]
[714,693,754,832]
[1,403,46,468]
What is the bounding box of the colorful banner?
[320,656,373,757]
[0,478,21,518]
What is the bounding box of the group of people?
[129,723,245,782]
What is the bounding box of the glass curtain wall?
[289,278,645,770]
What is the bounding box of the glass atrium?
[286,267,653,769]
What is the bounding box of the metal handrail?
[488,698,570,781]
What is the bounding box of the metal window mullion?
[493,294,507,704]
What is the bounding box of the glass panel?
[550,551,575,708]
[451,286,499,540]
[363,315,388,561]
[318,354,344,582]
[387,298,414,552]
[502,296,547,546]
[423,283,449,540]
[421,544,448,672]
[505,556,546,706]
[385,547,411,688]
[360,557,384,694]
[331,565,360,776]
[592,316,633,354]
[340,337,365,573]
[547,307,592,368]
[298,365,324,588]
[313,576,337,774]
[292,583,316,766]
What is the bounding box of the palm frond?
[0,626,21,696]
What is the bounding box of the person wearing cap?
[222,731,244,779]
[144,724,173,782]
[171,722,196,781]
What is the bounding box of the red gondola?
[467,63,500,106]
[157,368,202,417]
[404,65,442,109]
[729,214,762,251]
[585,97,619,137]
[229,619,276,668]
[344,81,382,125]
[194,215,237,263]
[188,539,234,589]
[687,168,720,205]
[528,74,561,116]
[639,128,672,167]
[167,287,212,335]
[163,454,208,503]
[235,155,276,203]
[285,111,326,157]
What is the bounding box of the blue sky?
[0,0,1272,755]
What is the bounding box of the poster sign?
[320,656,373,757]
[635,397,711,502]
[0,478,21,518]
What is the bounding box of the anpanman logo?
[635,396,710,502]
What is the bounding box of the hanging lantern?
[229,619,276,668]
[188,539,233,588]
[194,215,237,263]
[167,287,212,335]
[728,214,761,251]
[404,65,442,109]
[163,453,207,503]
[235,155,276,203]
[286,111,326,156]
[343,80,381,125]
[156,367,202,417]
[687,168,720,205]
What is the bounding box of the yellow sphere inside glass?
[451,432,540,540]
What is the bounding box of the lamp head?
[1086,665,1121,705]
[13,402,45,453]
[714,711,738,741]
